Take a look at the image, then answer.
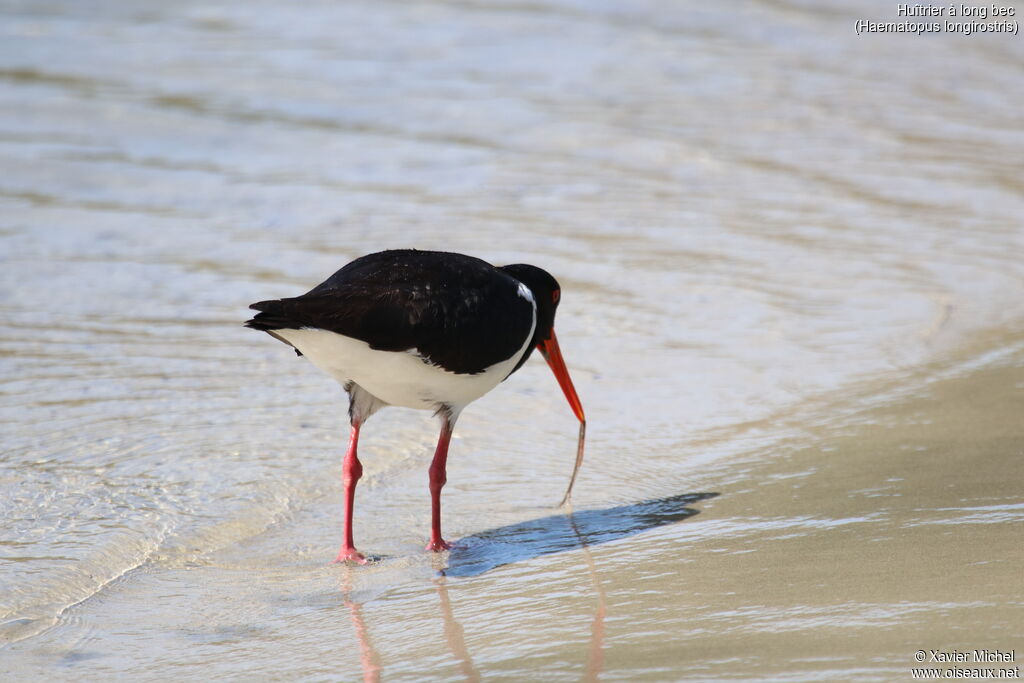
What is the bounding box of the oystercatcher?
[245,249,586,563]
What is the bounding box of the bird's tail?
[244,300,305,355]
[244,299,297,331]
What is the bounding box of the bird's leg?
[335,420,368,564]
[426,415,456,552]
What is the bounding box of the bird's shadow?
[442,492,719,577]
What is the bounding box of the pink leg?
[426,418,455,552]
[335,422,368,564]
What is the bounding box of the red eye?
[552,289,560,304]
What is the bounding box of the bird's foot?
[334,547,369,565]
[425,538,452,552]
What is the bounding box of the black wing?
[245,250,536,375]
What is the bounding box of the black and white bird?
[245,249,586,563]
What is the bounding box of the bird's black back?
[246,250,537,375]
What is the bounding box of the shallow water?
[2,0,1023,679]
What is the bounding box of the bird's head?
[499,263,585,424]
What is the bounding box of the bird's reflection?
[442,492,718,577]
[341,572,480,682]
[567,507,607,682]
[434,577,480,682]
[338,493,716,681]
[340,571,382,683]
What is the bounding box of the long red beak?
[538,329,585,424]
[538,329,587,507]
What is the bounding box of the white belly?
[276,322,535,411]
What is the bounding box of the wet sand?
[594,335,1024,681]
